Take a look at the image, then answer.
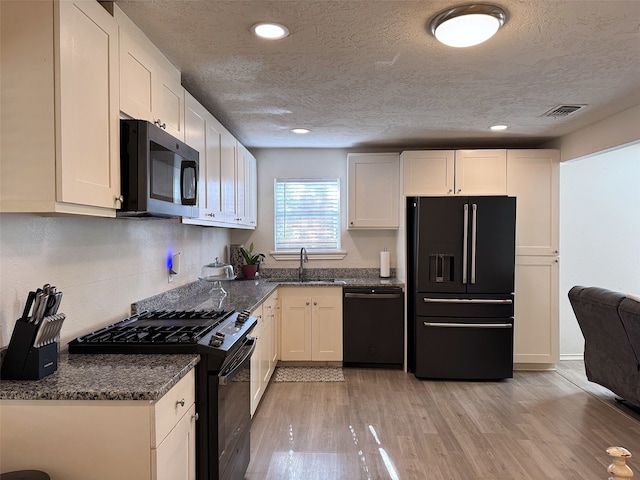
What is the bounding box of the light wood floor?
[247,361,640,479]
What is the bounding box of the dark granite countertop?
[0,353,199,401]
[133,269,405,314]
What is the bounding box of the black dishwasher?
[343,286,404,368]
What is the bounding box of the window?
[274,178,340,252]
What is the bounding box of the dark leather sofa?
[568,286,640,409]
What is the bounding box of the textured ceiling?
[113,0,640,149]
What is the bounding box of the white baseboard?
[560,353,584,361]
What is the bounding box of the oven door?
[216,336,256,480]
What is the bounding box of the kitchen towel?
[380,248,390,278]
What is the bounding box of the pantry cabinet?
[0,369,197,480]
[118,19,184,141]
[514,256,560,365]
[347,153,400,229]
[507,149,560,256]
[401,150,507,196]
[280,287,343,361]
[0,0,121,217]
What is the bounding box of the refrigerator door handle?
[462,204,469,284]
[423,322,513,329]
[471,203,478,284]
[423,298,513,304]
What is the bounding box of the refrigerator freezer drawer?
[416,294,514,317]
[415,318,513,380]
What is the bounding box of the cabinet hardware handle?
[457,189,462,193]
[192,413,199,421]
[448,189,453,194]
[554,250,559,254]
[314,302,317,306]
[306,302,310,306]
[176,398,185,407]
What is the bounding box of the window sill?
[270,251,347,261]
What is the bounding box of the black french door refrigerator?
[407,196,516,380]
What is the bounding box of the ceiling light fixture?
[251,22,289,40]
[490,124,508,131]
[429,4,506,48]
[291,128,310,134]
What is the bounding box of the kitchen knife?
[32,292,48,325]
[33,314,65,347]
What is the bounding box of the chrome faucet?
[299,247,309,281]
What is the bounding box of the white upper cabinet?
[347,153,400,229]
[117,8,184,141]
[402,150,455,196]
[402,150,507,196]
[507,149,560,256]
[455,150,507,195]
[0,0,121,217]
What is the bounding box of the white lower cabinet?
[514,256,560,366]
[250,290,279,416]
[0,370,196,480]
[280,287,343,362]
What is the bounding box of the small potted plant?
[239,243,265,280]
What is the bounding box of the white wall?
[0,214,230,348]
[559,142,640,357]
[545,104,640,162]
[231,148,399,270]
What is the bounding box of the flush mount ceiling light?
[291,128,310,134]
[251,22,289,40]
[429,4,506,48]
[490,124,508,131]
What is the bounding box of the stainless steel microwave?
[119,120,199,218]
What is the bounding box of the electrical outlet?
[168,252,181,283]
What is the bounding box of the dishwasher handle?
[344,292,403,300]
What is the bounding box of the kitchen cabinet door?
[402,150,455,196]
[153,404,197,480]
[155,67,185,141]
[250,305,264,416]
[119,17,184,141]
[1,0,120,217]
[507,149,560,256]
[311,294,343,361]
[513,255,559,366]
[220,130,239,224]
[348,153,400,229]
[119,27,154,122]
[455,150,507,195]
[280,293,313,361]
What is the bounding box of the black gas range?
[69,308,258,480]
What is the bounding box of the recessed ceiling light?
[291,128,310,134]
[490,124,508,131]
[251,22,289,40]
[429,4,506,48]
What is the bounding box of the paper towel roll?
[380,249,390,278]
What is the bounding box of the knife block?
[0,318,59,380]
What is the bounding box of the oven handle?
[219,336,256,386]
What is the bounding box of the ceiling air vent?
[543,105,587,117]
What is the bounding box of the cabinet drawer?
[153,369,195,447]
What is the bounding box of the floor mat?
[273,366,345,383]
